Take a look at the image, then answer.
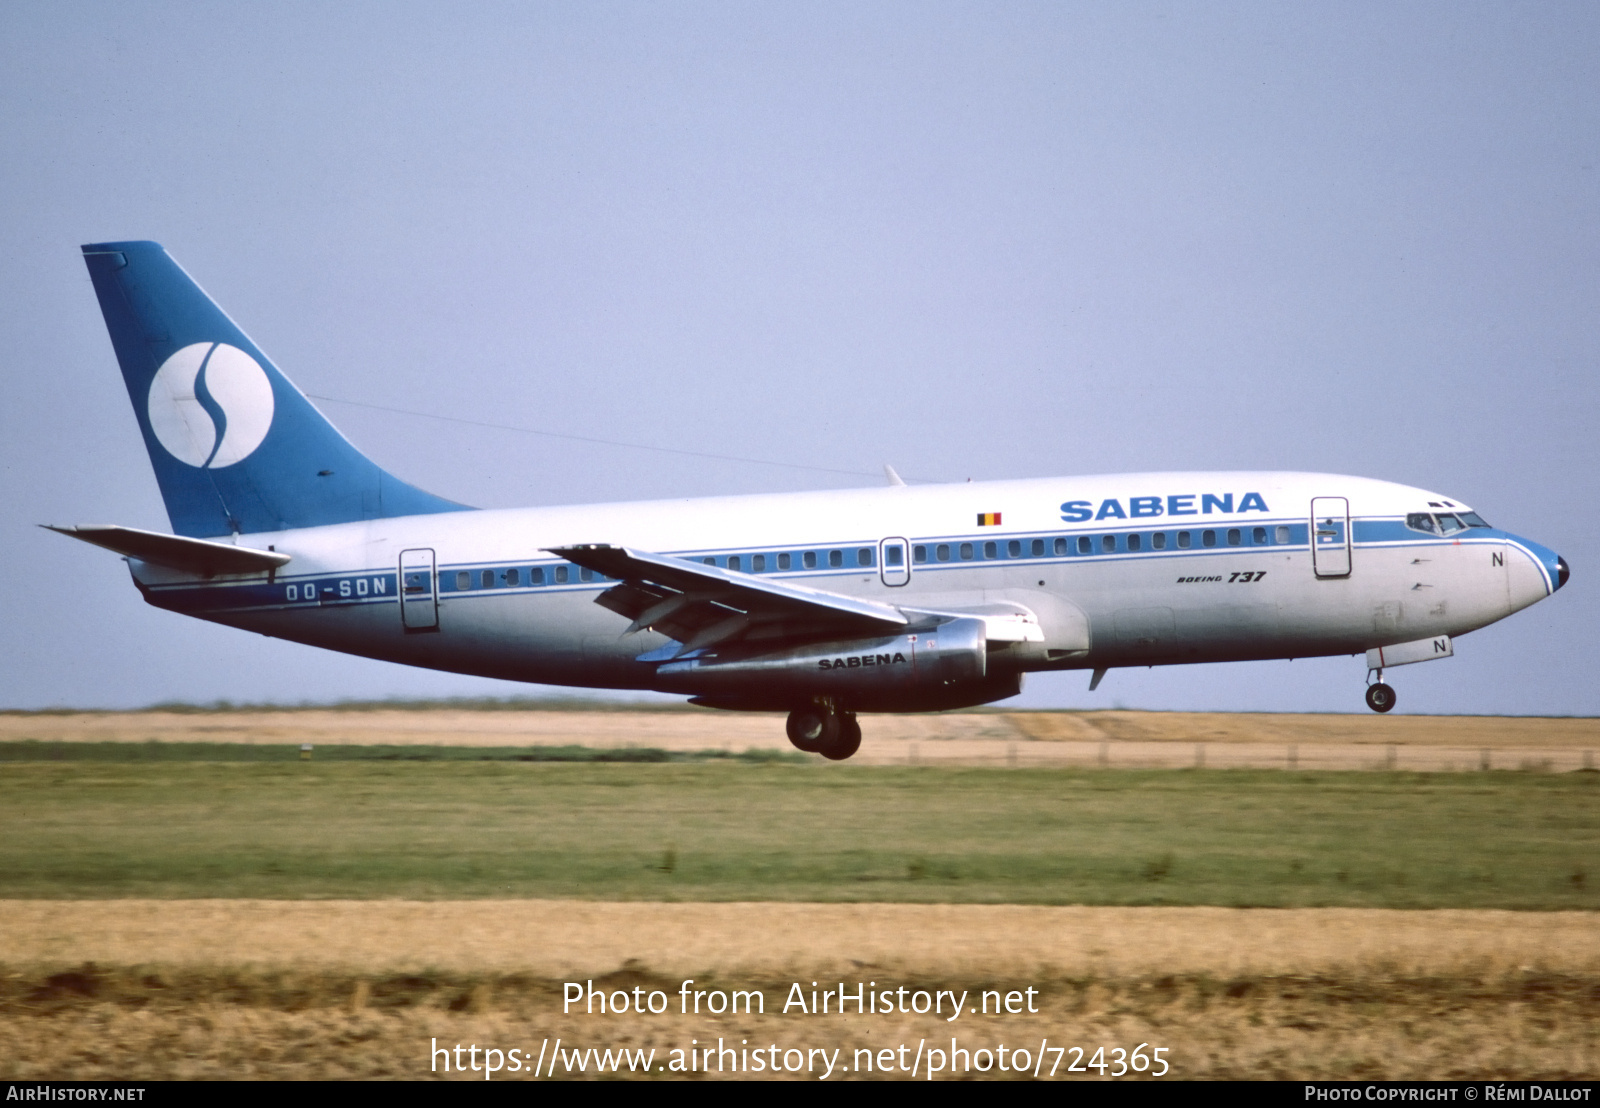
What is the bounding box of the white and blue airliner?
[53,242,1569,759]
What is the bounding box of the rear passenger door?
[399,548,439,631]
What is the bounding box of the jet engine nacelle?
[652,616,993,708]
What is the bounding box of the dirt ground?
[1,901,1595,1080]
[4,708,1596,770]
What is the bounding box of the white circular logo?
[147,343,275,468]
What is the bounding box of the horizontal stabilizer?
[43,524,290,576]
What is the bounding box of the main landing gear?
[1365,669,1397,713]
[786,701,862,761]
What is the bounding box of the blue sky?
[3,2,1595,713]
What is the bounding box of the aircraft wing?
[548,543,910,655]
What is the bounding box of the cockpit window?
[1408,510,1491,535]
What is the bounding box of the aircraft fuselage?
[127,470,1562,696]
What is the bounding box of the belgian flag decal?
[977,512,1002,526]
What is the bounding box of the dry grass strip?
[0,901,1596,1080]
[4,709,1598,772]
[1,965,1596,1080]
[6,708,1597,748]
[3,900,1596,978]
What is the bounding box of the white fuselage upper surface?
[128,471,1562,700]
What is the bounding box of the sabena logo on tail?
[147,342,275,468]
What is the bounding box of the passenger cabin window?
[912,546,927,564]
[1227,528,1241,546]
[959,543,974,560]
[936,544,950,562]
[481,570,495,588]
[505,568,520,587]
[727,555,740,571]
[778,552,792,570]
[752,554,766,572]
[530,567,545,585]
[829,549,843,568]
[554,566,569,584]
[857,548,874,567]
[456,571,471,591]
[703,557,716,565]
[1127,533,1141,552]
[804,551,818,569]
[580,568,594,582]
[983,541,997,559]
[885,545,903,567]
[1177,532,1192,549]
[1252,527,1267,545]
[1008,540,1021,558]
[1152,533,1167,550]
[1076,536,1091,555]
[1202,530,1217,548]
[1275,525,1291,544]
[1032,539,1046,557]
[1101,535,1115,553]
[1054,537,1067,555]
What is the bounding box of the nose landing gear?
[785,700,862,760]
[1364,669,1397,713]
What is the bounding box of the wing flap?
[551,543,909,652]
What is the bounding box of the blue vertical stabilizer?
[81,241,471,537]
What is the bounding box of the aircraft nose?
[1501,533,1567,602]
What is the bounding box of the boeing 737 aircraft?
[53,242,1569,759]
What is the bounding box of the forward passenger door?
[1311,498,1351,578]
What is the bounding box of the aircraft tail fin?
[80,241,469,537]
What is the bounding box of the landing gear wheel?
[786,708,840,753]
[820,714,862,761]
[1365,682,1397,713]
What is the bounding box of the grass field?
[3,711,1596,1079]
[1,758,1595,907]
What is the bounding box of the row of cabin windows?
[451,524,1300,589]
[455,550,880,589]
[912,525,1293,563]
[453,565,608,590]
[701,548,876,572]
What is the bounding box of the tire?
[820,715,862,761]
[786,708,839,753]
[1365,682,1397,713]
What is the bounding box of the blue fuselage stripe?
[141,515,1507,616]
